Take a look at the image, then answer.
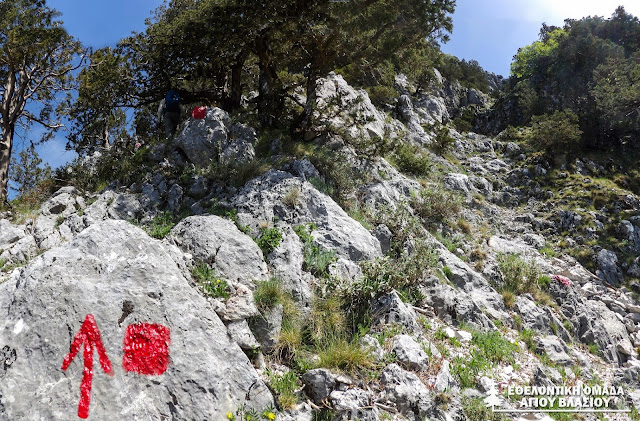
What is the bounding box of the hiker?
[158,89,181,139]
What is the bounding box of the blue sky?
[10,0,163,197]
[442,0,640,76]
[12,0,640,196]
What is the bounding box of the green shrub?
[311,295,347,345]
[496,253,541,294]
[527,110,583,155]
[308,176,334,196]
[519,329,535,351]
[461,396,505,421]
[365,85,399,106]
[431,125,456,154]
[387,142,431,176]
[316,338,375,373]
[192,263,230,299]
[451,330,517,389]
[257,227,283,256]
[451,352,487,388]
[344,240,437,332]
[207,158,273,188]
[452,106,477,133]
[472,330,518,364]
[411,186,462,225]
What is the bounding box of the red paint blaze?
[61,314,113,419]
[122,323,171,375]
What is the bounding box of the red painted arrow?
[62,314,113,419]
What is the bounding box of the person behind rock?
[158,89,182,139]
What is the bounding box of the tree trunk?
[103,123,111,150]
[230,60,243,111]
[255,34,282,125]
[0,126,14,203]
[224,54,245,113]
[301,58,321,141]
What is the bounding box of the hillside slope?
[2,72,640,421]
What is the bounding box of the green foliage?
[308,176,334,197]
[146,211,176,239]
[387,142,432,176]
[411,186,462,226]
[9,144,52,199]
[511,28,567,79]
[500,8,640,147]
[316,338,375,373]
[66,47,130,153]
[0,0,83,201]
[267,370,299,409]
[60,141,153,194]
[451,352,487,388]
[451,331,518,389]
[527,110,583,154]
[294,224,337,278]
[257,227,282,257]
[592,53,640,142]
[254,278,287,312]
[306,146,363,206]
[344,240,437,332]
[430,125,456,154]
[461,397,505,421]
[519,329,536,351]
[538,275,552,290]
[472,330,518,365]
[495,253,541,294]
[436,54,491,92]
[206,159,273,189]
[452,107,476,133]
[192,263,230,299]
[119,0,456,132]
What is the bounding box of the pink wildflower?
[135,142,142,150]
[552,274,573,287]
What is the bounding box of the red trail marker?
[61,314,113,419]
[122,322,171,375]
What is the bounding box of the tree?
[527,110,583,154]
[592,53,640,145]
[66,48,130,153]
[0,0,83,201]
[9,143,51,198]
[116,0,456,130]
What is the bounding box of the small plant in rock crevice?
[191,263,230,299]
[145,211,176,239]
[266,370,299,409]
[256,226,283,257]
[293,223,337,278]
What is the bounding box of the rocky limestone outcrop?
[0,220,273,420]
[307,72,391,143]
[233,169,382,262]
[168,215,268,285]
[174,107,258,167]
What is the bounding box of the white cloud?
[508,0,640,25]
[538,1,640,23]
[36,136,77,170]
